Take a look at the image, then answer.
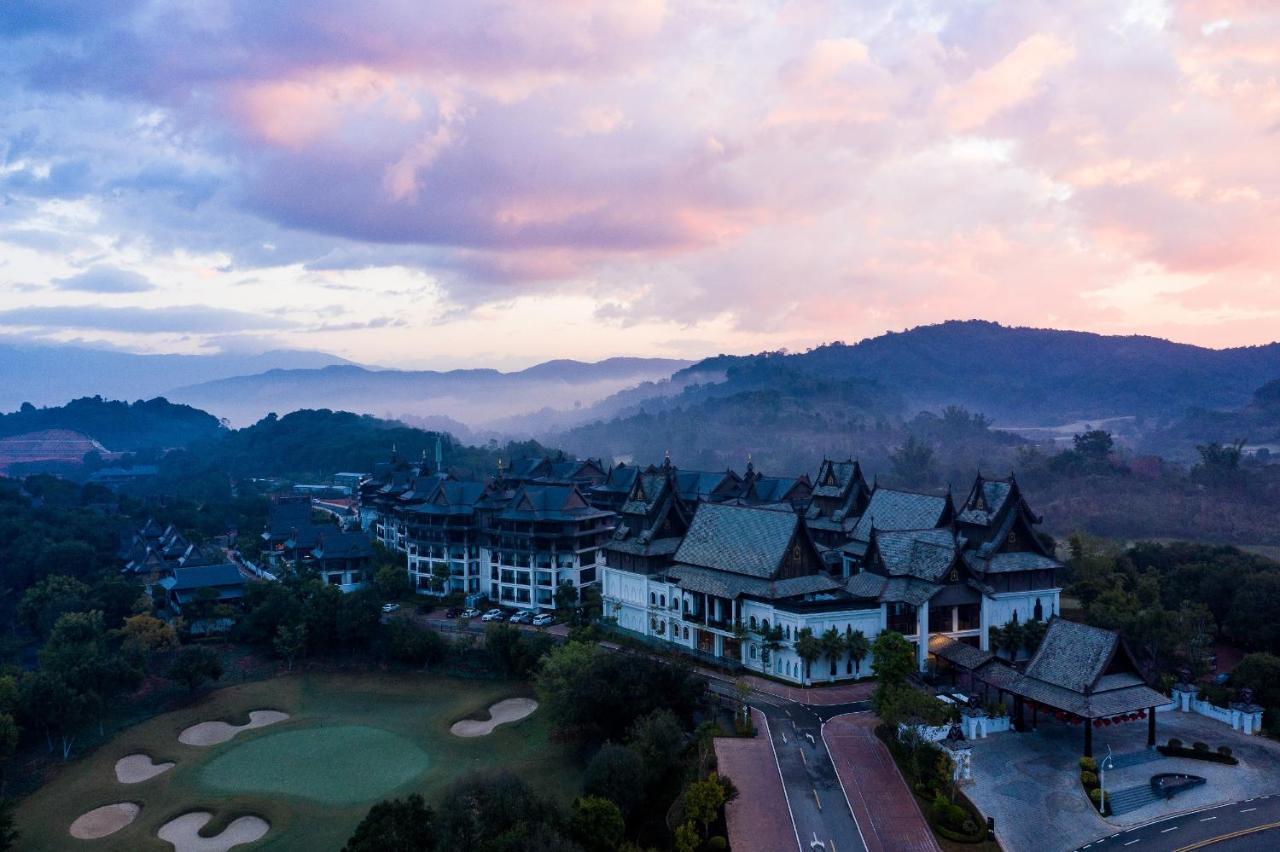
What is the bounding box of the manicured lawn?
[15,671,580,851]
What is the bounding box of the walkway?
[716,708,802,852]
[823,713,940,852]
[697,666,876,706]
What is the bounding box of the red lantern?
[1093,719,1102,728]
[1139,709,1147,719]
[1103,718,1112,726]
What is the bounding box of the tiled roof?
[845,572,887,599]
[1024,620,1119,693]
[164,563,245,591]
[667,565,840,600]
[929,635,994,670]
[498,485,613,522]
[312,531,374,560]
[674,502,798,578]
[956,477,1013,526]
[979,551,1060,574]
[880,577,941,606]
[874,528,957,582]
[850,488,950,542]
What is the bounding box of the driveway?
[964,712,1280,852]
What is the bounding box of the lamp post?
[1099,745,1114,814]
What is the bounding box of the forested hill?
[158,409,547,492]
[595,321,1280,427]
[0,397,224,451]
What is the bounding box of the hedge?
[1156,745,1239,765]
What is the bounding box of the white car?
[460,608,481,619]
[481,609,505,622]
[381,603,400,614]
[531,613,554,626]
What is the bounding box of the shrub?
[1217,745,1232,757]
[962,819,978,836]
[707,838,727,851]
[1080,771,1099,789]
[1079,757,1098,772]
[1089,788,1104,810]
[930,795,969,833]
[1167,738,1183,749]
[1193,741,1209,752]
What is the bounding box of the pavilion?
[930,619,1170,757]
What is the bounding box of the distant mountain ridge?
[0,340,356,412]
[167,356,693,427]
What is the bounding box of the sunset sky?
[1,0,1277,369]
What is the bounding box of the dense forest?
[0,397,223,451]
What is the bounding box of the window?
[650,592,656,605]
[683,626,689,640]
[784,625,791,639]
[762,619,770,633]
[1034,598,1044,621]
[949,567,959,583]
[660,594,666,607]
[750,616,757,630]
[749,645,757,659]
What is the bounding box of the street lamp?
[1099,745,1114,813]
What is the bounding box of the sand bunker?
[158,812,269,852]
[179,710,289,746]
[450,697,538,737]
[69,802,140,839]
[116,753,175,783]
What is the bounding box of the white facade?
[601,564,1061,685]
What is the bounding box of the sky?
[1,0,1277,370]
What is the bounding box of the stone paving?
[963,711,1280,852]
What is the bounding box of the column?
[916,601,929,671]
[1148,707,1156,747]
[979,598,990,651]
[1084,720,1093,758]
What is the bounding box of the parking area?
[965,712,1280,852]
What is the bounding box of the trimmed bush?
[1167,738,1183,748]
[707,837,727,851]
[1217,745,1232,758]
[1193,741,1209,752]
[1089,788,1104,810]
[1079,757,1098,772]
[1080,771,1099,789]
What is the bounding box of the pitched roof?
[498,484,613,522]
[674,502,799,578]
[312,531,374,560]
[1024,619,1120,693]
[850,488,951,542]
[956,476,1014,526]
[164,563,245,591]
[929,635,994,670]
[872,527,958,582]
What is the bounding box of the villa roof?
[929,634,994,670]
[673,502,799,578]
[873,527,958,582]
[850,488,952,542]
[312,531,374,560]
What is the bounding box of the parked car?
[444,607,462,618]
[381,603,400,614]
[532,613,554,626]
[509,610,534,624]
[460,608,481,619]
[481,609,505,622]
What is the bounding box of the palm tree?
[794,628,822,685]
[819,627,844,680]
[844,628,870,677]
[760,624,785,673]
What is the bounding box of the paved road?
[711,680,869,852]
[1076,795,1280,851]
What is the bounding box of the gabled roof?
[592,463,640,495]
[312,531,374,560]
[163,562,245,591]
[871,527,958,582]
[673,502,800,578]
[744,474,812,505]
[849,487,953,543]
[674,469,743,503]
[498,484,612,522]
[1024,619,1126,694]
[955,475,1014,526]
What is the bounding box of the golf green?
[199,725,430,805]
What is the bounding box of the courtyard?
[964,710,1280,852]
[15,671,579,851]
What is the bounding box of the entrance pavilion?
[930,619,1170,757]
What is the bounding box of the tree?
[1193,440,1245,485]
[1226,573,1280,654]
[1232,653,1280,710]
[627,708,686,791]
[1172,601,1215,680]
[435,773,573,851]
[890,436,936,486]
[40,611,142,737]
[374,564,412,601]
[674,821,700,852]
[1074,430,1114,464]
[119,614,179,657]
[820,627,844,679]
[0,713,18,794]
[844,628,870,677]
[18,671,88,759]
[570,796,624,852]
[876,685,951,729]
[793,628,821,684]
[0,800,16,852]
[342,794,435,852]
[273,622,307,671]
[18,575,89,636]
[583,744,646,817]
[758,623,784,672]
[683,773,729,839]
[167,646,223,693]
[1021,619,1048,656]
[871,630,915,689]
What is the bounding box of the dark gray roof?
[929,635,994,670]
[874,528,957,582]
[1025,620,1118,693]
[312,531,374,560]
[850,488,950,542]
[880,577,940,605]
[845,572,887,599]
[673,502,798,578]
[956,478,1013,526]
[976,551,1060,574]
[668,565,840,601]
[164,563,245,591]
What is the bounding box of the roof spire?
[435,435,443,470]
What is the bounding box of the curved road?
[1076,795,1280,851]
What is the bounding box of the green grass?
[15,671,580,851]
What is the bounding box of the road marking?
[1240,807,1257,812]
[1161,826,1178,833]
[1199,816,1216,822]
[813,787,822,811]
[757,711,804,852]
[799,748,807,765]
[1123,840,1138,846]
[782,732,788,744]
[828,840,836,852]
[1174,820,1280,851]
